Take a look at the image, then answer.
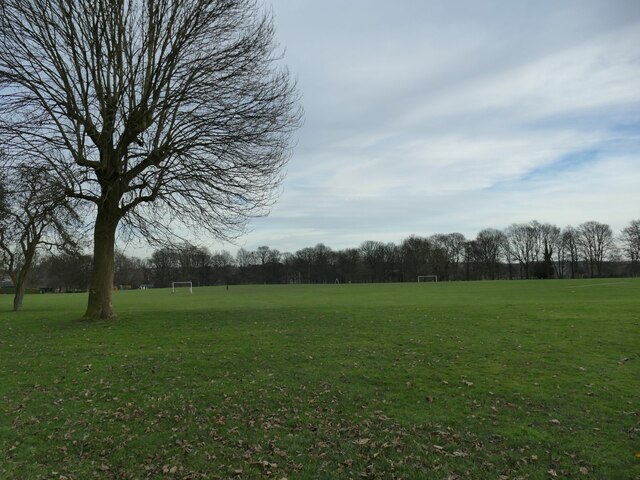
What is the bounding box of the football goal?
[172,281,193,293]
[417,275,438,283]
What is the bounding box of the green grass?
[1,280,639,479]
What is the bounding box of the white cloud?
[125,1,640,257]
[399,25,640,127]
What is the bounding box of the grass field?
[1,280,639,479]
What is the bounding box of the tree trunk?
[13,280,26,311]
[12,245,36,312]
[84,209,119,320]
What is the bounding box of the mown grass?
[1,280,639,479]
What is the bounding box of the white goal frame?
[417,275,438,283]
[172,281,193,293]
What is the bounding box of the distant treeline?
[15,219,638,291]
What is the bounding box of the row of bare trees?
[13,218,638,293]
[169,219,637,284]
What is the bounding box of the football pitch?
[1,279,638,479]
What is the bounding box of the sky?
[132,0,640,257]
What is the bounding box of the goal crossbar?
[417,275,438,283]
[172,281,193,293]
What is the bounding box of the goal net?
[172,281,193,293]
[417,275,438,283]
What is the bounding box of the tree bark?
[12,244,36,312]
[84,209,119,320]
[13,280,26,312]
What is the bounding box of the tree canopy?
[0,0,302,318]
[0,163,80,310]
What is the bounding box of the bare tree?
[176,244,211,286]
[255,245,271,283]
[0,165,80,311]
[267,248,281,264]
[554,228,569,278]
[255,246,271,265]
[334,248,360,284]
[310,243,332,283]
[114,250,146,288]
[37,252,93,292]
[0,0,302,319]
[148,247,179,287]
[620,220,640,276]
[500,233,514,280]
[293,247,314,284]
[442,232,466,280]
[505,221,541,279]
[252,245,282,284]
[561,226,580,278]
[236,247,256,281]
[400,235,431,282]
[538,223,560,279]
[429,235,452,281]
[211,249,234,284]
[577,221,614,277]
[359,240,386,283]
[473,228,505,280]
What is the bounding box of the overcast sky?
[135,1,640,256]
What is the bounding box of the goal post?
[172,281,193,293]
[417,275,438,283]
